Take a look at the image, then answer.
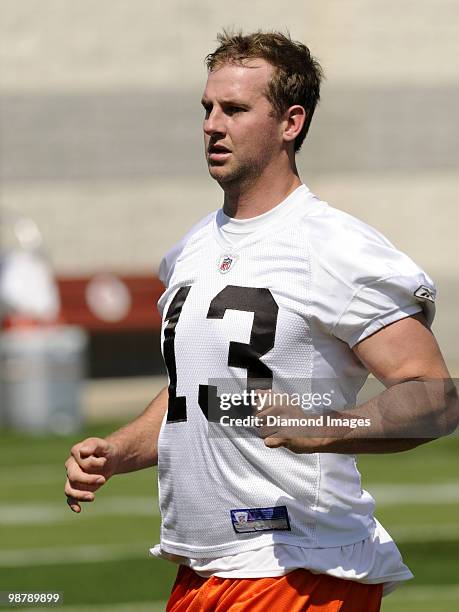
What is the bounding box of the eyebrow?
[200,98,249,108]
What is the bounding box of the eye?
[226,106,246,116]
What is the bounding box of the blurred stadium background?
[0,1,458,610]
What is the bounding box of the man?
[65,31,458,611]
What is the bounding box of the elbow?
[436,381,459,438]
[444,385,459,436]
[414,378,459,440]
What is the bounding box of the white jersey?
[155,184,435,559]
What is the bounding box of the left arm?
[259,313,459,453]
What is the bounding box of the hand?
[64,437,120,513]
[255,390,334,453]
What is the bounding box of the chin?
[208,166,233,182]
[208,163,247,185]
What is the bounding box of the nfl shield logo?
[218,253,238,274]
[234,511,249,525]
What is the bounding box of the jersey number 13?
[163,285,279,423]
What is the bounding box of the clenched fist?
[64,437,120,513]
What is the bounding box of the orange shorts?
[166,565,383,612]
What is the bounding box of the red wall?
[57,275,164,331]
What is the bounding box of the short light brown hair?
[205,30,324,152]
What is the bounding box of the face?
[201,59,284,186]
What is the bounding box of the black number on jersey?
[163,285,191,423]
[199,286,278,419]
[163,285,279,423]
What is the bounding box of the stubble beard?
[208,153,268,191]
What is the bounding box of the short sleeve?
[333,272,436,348]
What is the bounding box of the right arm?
[64,386,168,513]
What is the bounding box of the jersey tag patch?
[414,285,436,303]
[218,253,238,274]
[230,506,291,533]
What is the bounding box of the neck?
[222,162,302,220]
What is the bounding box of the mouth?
[208,143,231,162]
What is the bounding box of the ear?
[282,105,306,144]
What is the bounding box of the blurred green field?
[0,423,458,611]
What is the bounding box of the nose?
[203,107,226,137]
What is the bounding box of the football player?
[65,31,458,611]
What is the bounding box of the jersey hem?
[159,527,374,559]
[150,546,413,597]
[205,568,413,580]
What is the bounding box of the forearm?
[105,386,168,473]
[319,378,458,454]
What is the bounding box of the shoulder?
[158,211,216,286]
[301,195,426,286]
[299,192,436,346]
